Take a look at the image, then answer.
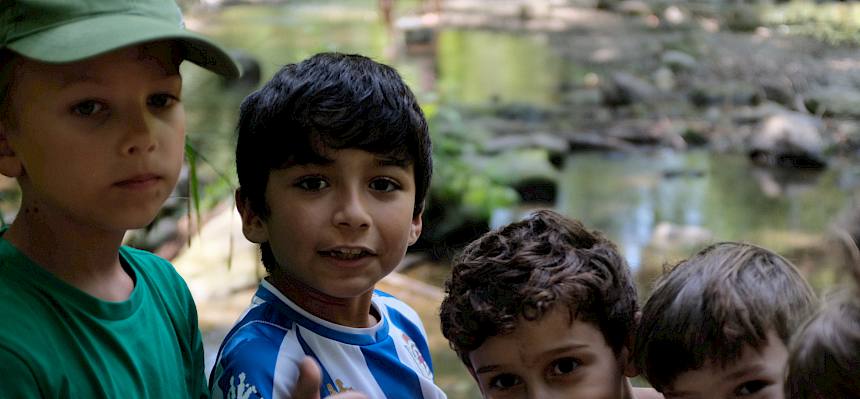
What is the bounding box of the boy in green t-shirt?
[0,0,239,397]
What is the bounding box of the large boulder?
[601,72,658,107]
[748,112,827,169]
[804,88,860,118]
[661,50,697,73]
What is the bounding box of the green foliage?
[185,142,203,242]
[764,1,860,46]
[428,108,519,222]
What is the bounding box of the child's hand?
[293,356,368,399]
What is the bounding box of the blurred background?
[3,0,858,397]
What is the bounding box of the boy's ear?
[235,189,268,244]
[0,122,23,178]
[407,210,423,246]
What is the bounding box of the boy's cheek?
[0,124,23,178]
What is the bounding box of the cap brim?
[7,14,241,78]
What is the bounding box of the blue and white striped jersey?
[209,280,447,399]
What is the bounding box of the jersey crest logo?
[326,379,354,395]
[402,332,433,378]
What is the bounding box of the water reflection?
[554,150,850,287]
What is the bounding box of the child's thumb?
[293,357,322,399]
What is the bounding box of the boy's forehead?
[289,147,412,167]
[16,43,181,85]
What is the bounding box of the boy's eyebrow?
[375,157,409,168]
[540,342,589,357]
[724,363,766,380]
[472,343,590,375]
[474,365,501,374]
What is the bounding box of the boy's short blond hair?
[634,242,817,391]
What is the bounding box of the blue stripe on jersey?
[215,321,288,398]
[362,338,423,398]
[374,289,395,298]
[387,307,434,373]
[295,327,338,397]
[257,284,390,346]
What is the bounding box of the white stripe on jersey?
[272,330,303,399]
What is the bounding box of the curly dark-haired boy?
[440,209,660,399]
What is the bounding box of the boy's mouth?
[114,173,162,188]
[319,247,374,260]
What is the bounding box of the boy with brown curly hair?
[439,209,660,399]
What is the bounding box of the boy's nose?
[331,189,371,229]
[122,110,158,155]
[526,383,552,399]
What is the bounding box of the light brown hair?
[634,242,817,392]
[785,289,860,398]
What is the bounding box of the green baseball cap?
[1,0,241,78]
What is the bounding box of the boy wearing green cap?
[0,0,238,397]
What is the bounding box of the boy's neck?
[267,273,378,328]
[631,385,663,399]
[4,207,132,302]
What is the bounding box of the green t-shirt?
[0,234,207,398]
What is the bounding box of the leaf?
[185,142,203,240]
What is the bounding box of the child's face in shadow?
[662,330,787,399]
[468,306,631,399]
[1,42,185,232]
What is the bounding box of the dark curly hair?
[234,52,431,274]
[634,242,817,392]
[439,209,638,368]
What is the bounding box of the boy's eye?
[549,357,580,376]
[734,380,768,396]
[148,93,179,108]
[488,373,521,390]
[294,176,329,191]
[72,100,105,116]
[369,178,401,192]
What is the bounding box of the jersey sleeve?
[0,346,44,398]
[210,336,302,399]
